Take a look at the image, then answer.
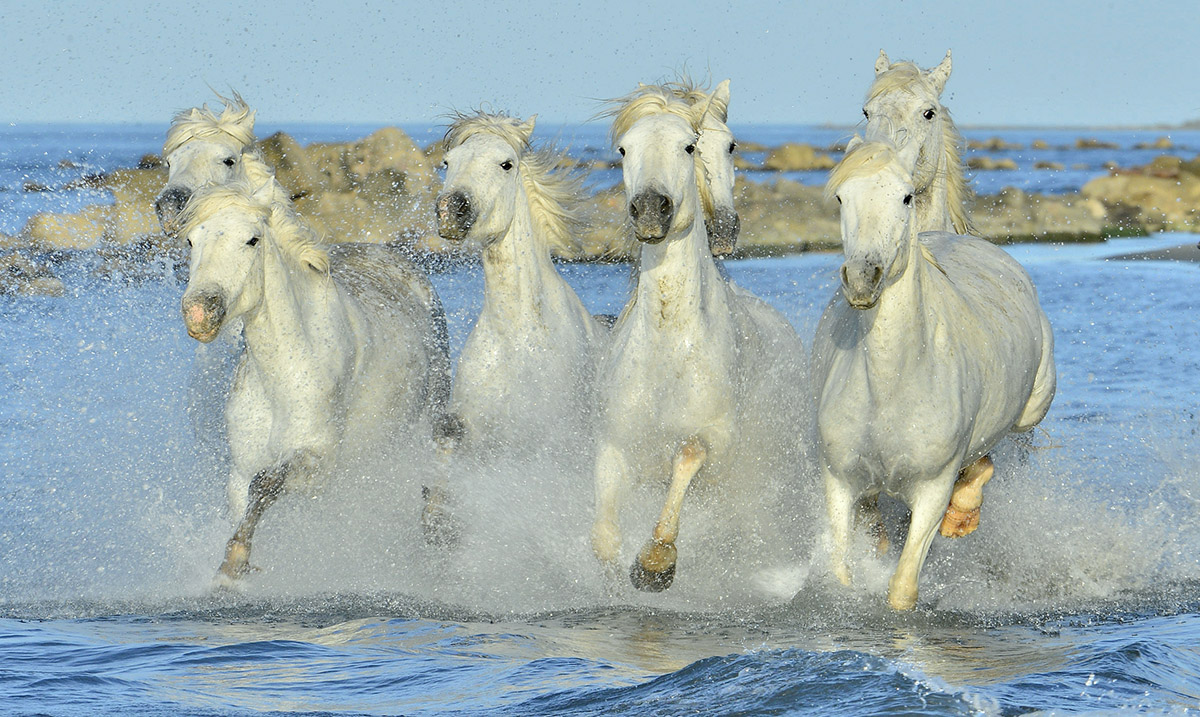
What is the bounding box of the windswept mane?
[164,92,257,156]
[444,110,585,253]
[179,181,329,274]
[601,85,716,221]
[824,141,903,202]
[866,64,973,235]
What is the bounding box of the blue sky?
[4,1,1198,127]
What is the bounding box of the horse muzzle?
[840,260,884,310]
[182,290,227,343]
[705,207,740,257]
[155,186,191,235]
[435,191,476,242]
[630,190,674,244]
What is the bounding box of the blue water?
[3,126,1200,714]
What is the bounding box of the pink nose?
[184,303,207,328]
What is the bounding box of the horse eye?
[441,159,448,169]
[923,109,935,120]
[223,157,236,167]
[903,194,913,205]
[685,144,696,155]
[863,109,869,119]
[186,238,192,248]
[835,195,842,205]
[500,160,514,171]
[728,141,737,154]
[246,236,260,247]
[617,147,625,157]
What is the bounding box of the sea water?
[2,126,1200,715]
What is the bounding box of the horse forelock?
[825,141,905,202]
[602,85,702,148]
[664,75,728,125]
[443,110,532,154]
[163,93,257,156]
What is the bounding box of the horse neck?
[633,212,725,326]
[915,149,955,234]
[860,224,934,361]
[479,187,566,325]
[241,244,347,371]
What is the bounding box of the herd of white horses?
[157,50,1055,611]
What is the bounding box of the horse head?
[178,181,274,342]
[826,141,915,310]
[863,50,952,193]
[157,93,258,234]
[617,111,702,245]
[436,113,535,246]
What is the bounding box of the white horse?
[179,180,453,583]
[591,87,808,592]
[435,112,602,454]
[813,142,1056,610]
[155,92,288,233]
[862,50,973,236]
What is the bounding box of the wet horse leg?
[940,455,994,538]
[889,472,956,610]
[630,437,707,592]
[216,451,317,584]
[421,413,465,547]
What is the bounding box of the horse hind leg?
[939,455,994,538]
[631,437,707,592]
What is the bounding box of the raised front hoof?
[939,505,981,538]
[421,485,461,548]
[630,540,678,592]
[630,560,676,592]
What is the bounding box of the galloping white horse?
[435,112,602,453]
[591,87,808,592]
[862,50,973,236]
[155,92,287,233]
[814,142,1055,610]
[179,180,453,583]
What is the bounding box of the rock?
[100,167,170,246]
[967,157,1018,171]
[736,140,769,152]
[137,154,163,169]
[0,251,66,296]
[1031,139,1050,150]
[762,143,836,172]
[58,158,80,170]
[968,137,1022,151]
[1076,138,1120,150]
[258,132,327,200]
[1034,161,1064,170]
[970,187,1110,242]
[1134,136,1173,150]
[15,205,110,250]
[22,181,52,193]
[1082,171,1200,231]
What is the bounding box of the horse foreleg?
[940,455,994,538]
[631,437,707,592]
[824,468,856,587]
[215,451,317,585]
[889,474,956,610]
[591,443,628,583]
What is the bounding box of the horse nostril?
[659,196,672,216]
[840,264,850,287]
[630,202,640,219]
[872,266,883,284]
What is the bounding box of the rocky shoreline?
[1,127,1198,295]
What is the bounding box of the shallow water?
[2,231,1200,714]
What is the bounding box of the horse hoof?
[630,560,676,592]
[939,505,981,538]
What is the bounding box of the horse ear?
[712,79,731,110]
[875,49,891,75]
[846,135,864,152]
[928,50,952,95]
[519,115,537,141]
